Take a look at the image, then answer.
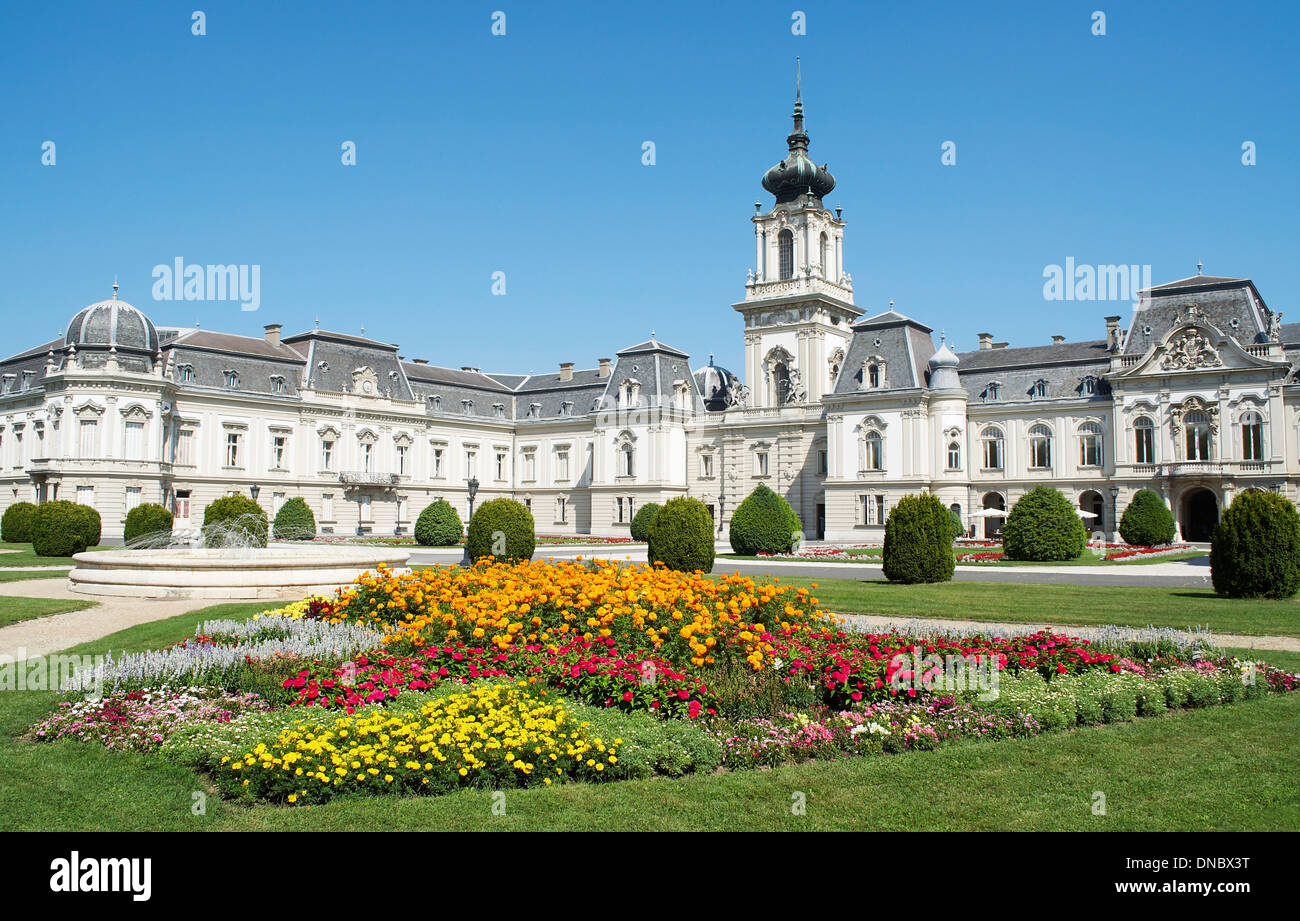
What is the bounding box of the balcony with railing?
[339,470,402,486]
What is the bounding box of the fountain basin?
[68,544,411,600]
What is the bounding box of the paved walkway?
[0,578,215,661]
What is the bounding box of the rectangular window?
[79,419,98,457]
[465,449,477,479]
[557,496,567,523]
[321,439,335,471]
[1135,428,1155,464]
[322,493,334,521]
[817,450,827,476]
[523,451,536,481]
[755,450,769,477]
[555,450,569,482]
[225,432,242,468]
[1243,423,1263,461]
[432,447,445,478]
[982,437,1003,470]
[271,435,287,469]
[859,495,869,525]
[495,451,507,481]
[76,485,94,507]
[125,487,141,512]
[875,495,886,525]
[124,422,144,460]
[360,494,372,521]
[701,454,714,478]
[361,442,373,473]
[396,444,408,476]
[176,430,194,466]
[272,492,285,515]
[1079,434,1101,467]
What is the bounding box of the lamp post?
[1110,485,1120,538]
[249,483,260,502]
[459,476,480,565]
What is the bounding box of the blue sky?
[1,1,1295,376]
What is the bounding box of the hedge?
[272,497,317,541]
[881,493,956,584]
[1118,489,1176,546]
[123,503,174,546]
[1210,490,1300,599]
[1,502,37,543]
[202,495,269,548]
[466,498,535,562]
[629,502,661,542]
[30,500,94,557]
[648,497,715,573]
[415,500,463,547]
[1002,487,1087,562]
[728,484,801,556]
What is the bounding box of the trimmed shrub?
[1,501,38,543]
[1210,490,1300,599]
[648,497,715,573]
[74,504,101,548]
[123,503,174,546]
[272,497,317,541]
[629,502,661,542]
[948,507,964,541]
[728,484,801,556]
[466,498,535,562]
[881,493,956,584]
[414,499,463,547]
[30,500,91,557]
[202,495,268,548]
[1002,486,1087,562]
[1119,489,1176,547]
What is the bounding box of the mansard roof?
[1125,274,1272,355]
[832,309,934,393]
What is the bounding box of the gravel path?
[0,578,219,660]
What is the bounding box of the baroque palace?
[2,94,1297,543]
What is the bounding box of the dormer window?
[492,403,505,419]
[428,394,441,412]
[177,363,195,383]
[222,370,240,390]
[868,364,880,388]
[1,374,15,394]
[985,382,1001,401]
[528,402,541,419]
[461,399,474,415]
[20,371,34,390]
[1031,379,1048,399]
[560,401,574,416]
[269,374,287,395]
[1081,376,1097,396]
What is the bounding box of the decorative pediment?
[350,366,380,396]
[1160,328,1222,371]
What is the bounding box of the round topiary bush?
[123,503,174,546]
[728,483,801,556]
[466,498,535,562]
[74,504,101,548]
[202,494,268,548]
[415,499,463,547]
[1,501,38,543]
[30,500,91,557]
[272,497,317,541]
[629,502,661,542]
[1118,489,1176,547]
[1002,486,1087,562]
[648,496,715,573]
[1210,490,1300,599]
[882,493,956,584]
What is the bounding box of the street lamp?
[459,477,480,565]
[1110,485,1120,535]
[249,484,260,502]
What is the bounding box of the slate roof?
[1125,275,1271,355]
[282,330,414,401]
[832,310,935,393]
[956,340,1112,403]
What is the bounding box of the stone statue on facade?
[1161,330,1222,371]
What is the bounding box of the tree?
[272,497,317,541]
[123,503,174,546]
[729,483,802,556]
[466,498,535,562]
[1118,489,1176,546]
[1210,490,1300,599]
[1002,487,1087,562]
[415,499,463,547]
[648,497,715,572]
[882,493,956,584]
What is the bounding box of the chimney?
[977,333,994,350]
[1051,335,1065,344]
[598,357,611,378]
[264,324,282,347]
[559,361,574,381]
[1105,315,1122,352]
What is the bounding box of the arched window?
[1078,422,1103,467]
[864,431,883,470]
[773,362,792,404]
[980,426,1004,470]
[620,441,635,477]
[1185,411,1212,461]
[1134,416,1155,464]
[868,364,880,388]
[819,232,828,274]
[1029,424,1053,468]
[778,229,794,280]
[1241,411,1264,461]
[947,441,961,470]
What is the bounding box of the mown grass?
[0,569,71,584]
[718,549,1209,566]
[1,600,1295,832]
[757,578,1300,638]
[0,596,97,628]
[0,543,112,568]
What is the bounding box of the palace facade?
[3,94,1296,542]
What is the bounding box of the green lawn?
[719,549,1209,567]
[0,569,71,583]
[0,600,1296,831]
[740,577,1300,638]
[0,596,97,628]
[0,543,112,568]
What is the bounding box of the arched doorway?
[981,492,1005,540]
[1182,488,1218,541]
[1078,490,1104,534]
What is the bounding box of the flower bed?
[26,558,1299,808]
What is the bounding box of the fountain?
[68,514,410,600]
